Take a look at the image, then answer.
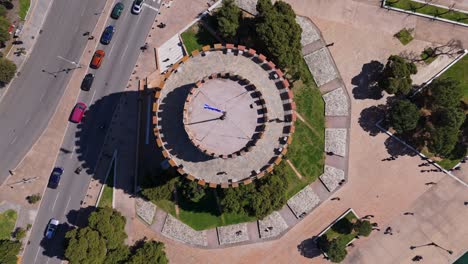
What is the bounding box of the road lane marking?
[33,248,40,263]
[70,146,76,159]
[65,196,72,210]
[51,192,60,210]
[143,3,159,12]
[57,56,78,66]
[121,44,129,63]
[10,136,17,145]
[90,90,97,104]
[145,95,151,144]
[24,116,31,125]
[109,43,115,56]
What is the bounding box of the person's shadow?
[352,60,384,100]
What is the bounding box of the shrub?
[353,220,372,237]
[13,227,26,241]
[327,238,347,263]
[394,28,413,45]
[178,180,206,203]
[0,239,21,264]
[0,58,17,84]
[26,194,41,204]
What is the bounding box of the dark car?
[81,73,94,91]
[48,167,63,189]
[100,25,115,45]
[45,218,59,239]
[111,2,124,19]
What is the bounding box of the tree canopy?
[389,99,420,134]
[88,206,127,250]
[428,78,463,109]
[428,126,460,157]
[216,0,241,39]
[327,238,347,263]
[128,241,168,264]
[178,180,206,203]
[353,220,372,237]
[255,0,302,77]
[0,16,10,43]
[0,239,21,264]
[0,58,17,85]
[379,55,417,95]
[65,227,107,264]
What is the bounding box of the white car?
[45,218,59,239]
[132,0,144,14]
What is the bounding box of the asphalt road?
[0,0,107,183]
[21,0,160,263]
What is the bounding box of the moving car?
[132,0,143,14]
[111,2,124,19]
[81,73,94,91]
[100,25,115,45]
[69,102,87,123]
[90,50,105,69]
[45,218,59,239]
[47,167,63,189]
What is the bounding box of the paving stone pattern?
[217,223,249,245]
[319,165,345,192]
[135,198,156,225]
[287,186,321,218]
[161,214,208,247]
[323,87,349,116]
[296,16,321,46]
[325,128,347,157]
[304,48,339,86]
[258,211,289,239]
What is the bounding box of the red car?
[70,102,87,123]
[90,50,105,69]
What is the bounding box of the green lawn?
[323,210,358,245]
[98,162,114,208]
[180,23,217,54]
[386,0,468,24]
[0,209,17,240]
[437,54,468,103]
[394,28,414,45]
[18,0,31,21]
[276,162,308,200]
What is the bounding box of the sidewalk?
[0,0,55,100]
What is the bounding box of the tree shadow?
[358,104,387,137]
[297,236,323,259]
[38,222,74,260]
[351,60,384,100]
[384,136,418,158]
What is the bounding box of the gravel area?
[217,223,249,245]
[325,128,347,157]
[135,198,156,225]
[258,211,289,239]
[162,214,208,247]
[319,165,345,192]
[322,87,349,116]
[235,0,258,15]
[304,48,339,86]
[287,186,320,218]
[296,16,321,46]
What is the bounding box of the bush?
[26,193,41,204]
[0,16,10,43]
[13,227,26,241]
[394,28,413,45]
[389,99,420,134]
[353,220,372,237]
[327,238,347,263]
[215,0,240,39]
[0,239,21,264]
[140,170,179,201]
[0,58,16,84]
[178,180,206,203]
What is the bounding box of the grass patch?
[420,47,438,64]
[154,199,176,216]
[180,23,217,54]
[394,28,414,45]
[18,0,31,21]
[437,54,468,103]
[386,0,468,24]
[276,162,308,199]
[0,209,17,240]
[323,210,358,244]
[98,161,114,208]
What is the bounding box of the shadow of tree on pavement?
[358,105,387,137]
[297,237,323,259]
[351,60,384,100]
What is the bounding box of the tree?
[429,78,463,109]
[104,245,130,264]
[216,0,240,39]
[14,227,27,241]
[0,5,7,17]
[141,172,179,201]
[0,16,10,43]
[178,180,206,203]
[128,241,168,264]
[0,58,17,84]
[428,126,459,157]
[65,227,107,264]
[26,193,41,204]
[0,239,21,264]
[353,220,372,237]
[88,207,127,250]
[327,238,347,263]
[378,55,417,95]
[256,0,303,77]
[389,99,420,134]
[433,107,465,129]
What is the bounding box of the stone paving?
[304,48,339,86]
[296,16,321,46]
[322,87,349,116]
[217,223,249,245]
[161,214,208,247]
[287,186,321,218]
[325,128,347,157]
[258,211,289,239]
[319,165,345,192]
[135,197,156,225]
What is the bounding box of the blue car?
[48,167,63,189]
[100,25,115,45]
[45,218,59,239]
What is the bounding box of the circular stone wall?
[153,45,296,187]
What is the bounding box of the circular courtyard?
[153,46,296,187]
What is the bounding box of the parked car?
[100,25,115,45]
[48,167,63,189]
[69,102,87,123]
[45,218,59,239]
[81,73,94,91]
[111,2,124,19]
[90,50,105,69]
[132,0,143,14]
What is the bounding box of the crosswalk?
[143,3,159,12]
